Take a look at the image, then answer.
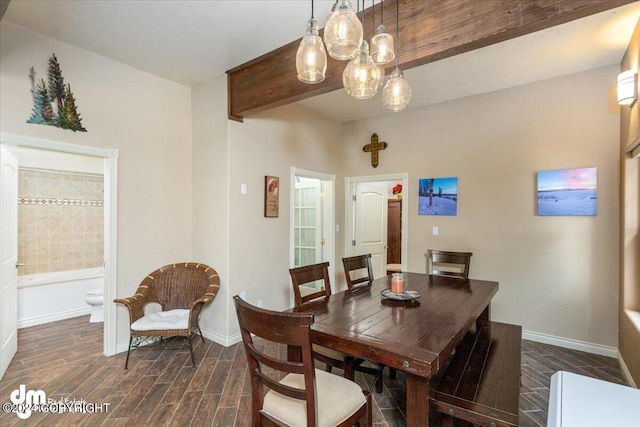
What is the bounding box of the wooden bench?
[431,321,522,427]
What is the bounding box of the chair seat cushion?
[131,309,190,331]
[387,263,402,272]
[263,369,366,427]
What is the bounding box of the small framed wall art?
[418,177,458,216]
[537,167,597,216]
[264,176,279,217]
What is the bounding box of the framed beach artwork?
[537,167,597,216]
[418,177,458,216]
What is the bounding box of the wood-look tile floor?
[0,316,629,427]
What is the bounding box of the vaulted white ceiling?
[4,0,640,122]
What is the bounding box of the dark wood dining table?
[291,272,499,426]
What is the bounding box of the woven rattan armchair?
[114,262,220,369]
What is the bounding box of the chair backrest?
[139,262,220,311]
[427,250,473,279]
[233,295,318,426]
[342,254,374,289]
[289,262,332,307]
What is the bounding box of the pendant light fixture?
[324,0,363,60]
[296,0,327,84]
[343,0,383,99]
[383,0,411,111]
[370,0,394,65]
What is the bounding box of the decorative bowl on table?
[381,289,420,301]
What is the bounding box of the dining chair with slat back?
[289,262,356,379]
[289,262,332,307]
[342,254,397,392]
[233,295,372,427]
[342,254,374,289]
[427,250,473,279]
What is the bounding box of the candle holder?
[391,273,404,293]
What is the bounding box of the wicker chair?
[114,262,220,369]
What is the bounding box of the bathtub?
[18,267,104,328]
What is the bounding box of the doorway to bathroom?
[0,134,118,379]
[12,147,105,325]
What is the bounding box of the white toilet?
[85,288,104,323]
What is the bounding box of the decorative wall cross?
[363,133,387,168]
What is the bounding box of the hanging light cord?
[395,0,399,67]
[311,0,314,19]
[372,0,375,31]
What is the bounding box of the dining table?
[291,272,499,426]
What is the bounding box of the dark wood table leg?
[406,373,429,427]
[476,304,491,333]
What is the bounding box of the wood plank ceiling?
[227,0,636,122]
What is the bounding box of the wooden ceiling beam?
[227,0,636,122]
[0,1,12,21]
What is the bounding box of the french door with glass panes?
[293,177,325,297]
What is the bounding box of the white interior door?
[353,183,388,278]
[293,177,324,297]
[290,168,336,304]
[0,146,18,379]
[294,177,323,268]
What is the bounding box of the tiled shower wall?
[18,168,104,276]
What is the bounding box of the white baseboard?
[617,351,638,388]
[522,329,618,358]
[18,307,92,329]
[113,328,242,356]
[116,341,129,354]
[201,326,241,347]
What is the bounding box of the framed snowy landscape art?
[418,177,458,216]
[537,167,597,216]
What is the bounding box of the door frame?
[289,167,336,298]
[0,132,118,357]
[345,172,408,273]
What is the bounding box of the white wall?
[11,146,103,173]
[342,66,621,350]
[225,104,343,338]
[191,75,231,344]
[0,22,193,348]
[191,78,343,342]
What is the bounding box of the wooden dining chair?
[342,254,375,289]
[342,254,396,392]
[233,295,372,427]
[289,262,357,379]
[289,262,333,307]
[427,250,473,280]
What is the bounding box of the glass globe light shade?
[324,0,363,60]
[296,19,327,84]
[370,25,395,65]
[383,67,412,111]
[376,65,385,91]
[342,41,383,99]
